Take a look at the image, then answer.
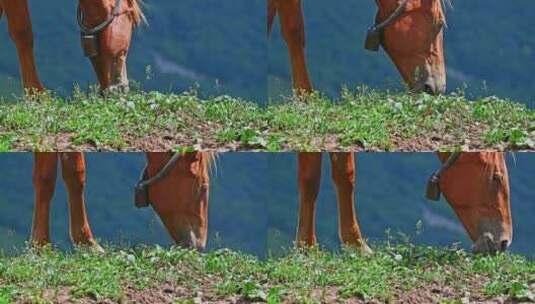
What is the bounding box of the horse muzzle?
[472,232,510,255]
[176,229,206,251]
[472,218,511,255]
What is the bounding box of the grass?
[0,244,533,303]
[0,88,533,151]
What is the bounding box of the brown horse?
[32,152,213,251]
[269,0,512,254]
[139,153,214,251]
[78,0,145,92]
[29,0,140,251]
[366,0,447,94]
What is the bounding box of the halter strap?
[137,153,182,190]
[370,0,409,34]
[77,0,123,35]
[430,152,461,182]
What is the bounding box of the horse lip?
[472,232,496,255]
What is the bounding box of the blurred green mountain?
[269,0,535,105]
[0,153,533,258]
[0,0,266,103]
[1,1,533,103]
[0,153,269,256]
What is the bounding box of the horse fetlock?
[296,234,317,248]
[71,229,103,253]
[340,233,371,254]
[73,238,105,254]
[30,235,51,248]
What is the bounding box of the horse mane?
[441,0,453,9]
[128,0,147,27]
[440,0,452,25]
[199,152,218,183]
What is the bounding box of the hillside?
[0,90,532,151]
[0,246,533,303]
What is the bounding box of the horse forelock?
[376,0,450,24]
[194,152,217,186]
[468,152,509,177]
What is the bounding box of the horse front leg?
[2,0,43,91]
[329,153,372,254]
[296,152,322,247]
[60,153,103,252]
[31,153,58,247]
[278,0,312,92]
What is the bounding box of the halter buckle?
[425,173,442,201]
[80,34,99,58]
[134,168,151,208]
[364,27,382,52]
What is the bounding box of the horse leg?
[60,153,103,252]
[329,153,372,253]
[31,153,58,246]
[296,152,322,246]
[2,0,43,91]
[277,0,312,92]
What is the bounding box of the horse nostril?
[423,84,435,94]
[500,240,509,252]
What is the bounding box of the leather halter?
[365,0,409,52]
[426,152,461,201]
[134,153,182,208]
[77,0,123,57]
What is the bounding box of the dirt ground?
[37,280,535,304]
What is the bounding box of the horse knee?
[33,168,56,191]
[298,158,321,189]
[331,161,355,188]
[61,156,86,191]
